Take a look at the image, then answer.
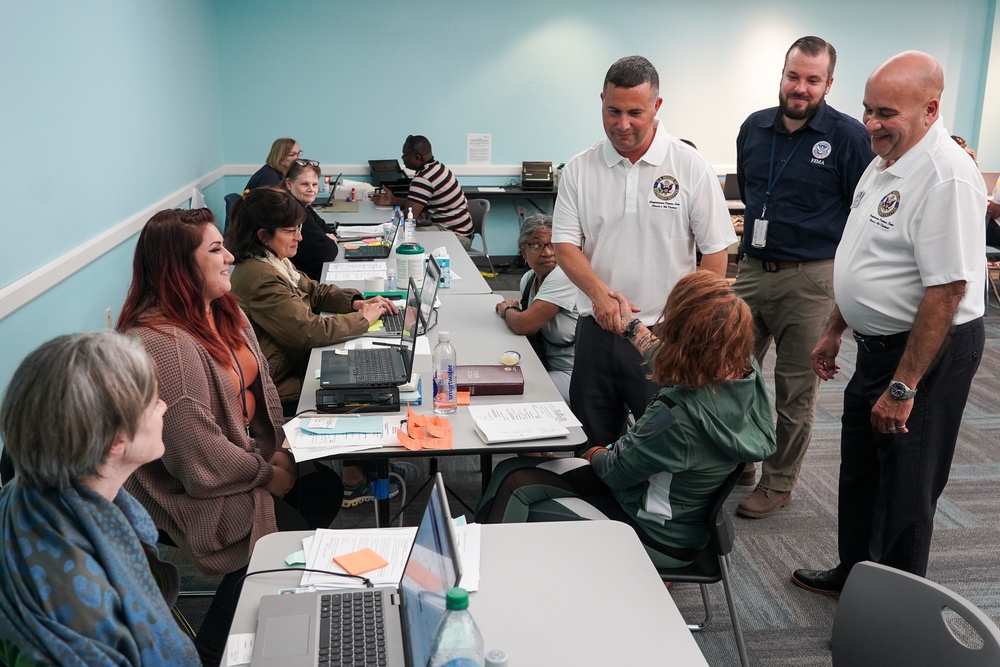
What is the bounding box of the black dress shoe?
[791,567,845,596]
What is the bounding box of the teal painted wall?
[213,0,994,254]
[0,0,223,412]
[1,0,996,419]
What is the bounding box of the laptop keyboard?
[380,311,403,333]
[353,348,398,383]
[320,591,388,666]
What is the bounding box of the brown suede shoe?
[737,462,758,486]
[736,485,791,519]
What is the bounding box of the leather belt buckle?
[761,261,780,273]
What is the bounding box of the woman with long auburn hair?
[117,207,342,666]
[476,271,776,568]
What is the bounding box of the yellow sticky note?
[334,548,389,576]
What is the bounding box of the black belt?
[749,257,823,273]
[852,330,910,353]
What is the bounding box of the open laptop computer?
[312,173,343,208]
[368,256,442,338]
[249,473,462,667]
[343,212,402,261]
[369,159,412,197]
[320,278,420,389]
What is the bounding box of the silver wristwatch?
[888,380,917,400]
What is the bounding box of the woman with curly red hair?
[476,271,776,568]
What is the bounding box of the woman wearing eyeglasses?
[226,187,395,408]
[494,214,579,405]
[245,137,301,191]
[282,158,340,281]
[116,207,344,666]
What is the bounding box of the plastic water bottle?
[432,332,457,415]
[405,206,416,242]
[427,588,484,667]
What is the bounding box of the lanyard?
[762,132,806,218]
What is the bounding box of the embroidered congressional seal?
[652,175,680,201]
[812,141,832,159]
[877,190,901,217]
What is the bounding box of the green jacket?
[591,359,776,553]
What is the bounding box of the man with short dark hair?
[793,51,987,594]
[553,55,736,446]
[375,135,473,249]
[733,36,874,519]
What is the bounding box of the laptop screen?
[399,278,421,378]
[419,257,442,330]
[399,473,461,667]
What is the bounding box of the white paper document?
[324,261,387,282]
[283,416,405,462]
[467,403,576,444]
[299,523,482,590]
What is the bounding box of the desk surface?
[229,522,709,667]
[296,293,585,456]
[462,185,558,202]
[323,231,492,296]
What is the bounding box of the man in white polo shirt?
[792,51,987,595]
[553,55,736,446]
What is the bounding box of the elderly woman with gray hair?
[0,332,199,666]
[495,214,580,404]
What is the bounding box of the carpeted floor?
[172,269,1000,666]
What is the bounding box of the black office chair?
[223,192,242,233]
[657,462,750,667]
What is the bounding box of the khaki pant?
[733,257,835,492]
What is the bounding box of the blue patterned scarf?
[0,478,199,666]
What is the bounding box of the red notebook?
[455,365,524,395]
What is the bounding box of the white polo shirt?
[834,117,987,336]
[552,124,735,323]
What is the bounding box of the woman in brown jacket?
[226,187,396,405]
[117,207,343,667]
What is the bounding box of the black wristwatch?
[622,318,642,341]
[888,380,917,400]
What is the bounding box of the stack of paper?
[467,402,581,444]
[283,416,405,462]
[298,522,482,591]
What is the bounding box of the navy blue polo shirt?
[736,102,874,262]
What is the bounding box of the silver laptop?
[366,256,442,338]
[250,473,461,667]
[319,278,420,389]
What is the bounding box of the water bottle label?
[433,367,457,412]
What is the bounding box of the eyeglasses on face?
[292,159,319,167]
[288,149,303,158]
[277,225,303,235]
[522,242,554,253]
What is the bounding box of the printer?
[521,161,554,191]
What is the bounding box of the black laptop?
[319,278,420,389]
[312,172,343,208]
[369,159,412,196]
[343,212,402,261]
[249,473,461,667]
[367,256,442,338]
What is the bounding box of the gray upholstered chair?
[466,199,494,275]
